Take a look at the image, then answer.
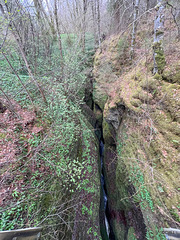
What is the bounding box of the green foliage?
[0,132,6,139]
[146,227,166,240]
[117,139,154,212]
[87,226,101,239]
[82,202,93,216]
[169,208,180,223]
[0,190,44,231]
[130,163,154,212]
[0,14,99,237]
[0,205,25,230]
[28,133,41,147]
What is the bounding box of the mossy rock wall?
[93,34,180,239]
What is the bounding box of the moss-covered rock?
[163,66,180,84]
[153,42,166,74]
[93,32,180,239]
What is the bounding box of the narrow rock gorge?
[0,2,180,239]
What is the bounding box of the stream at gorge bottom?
[99,139,116,240]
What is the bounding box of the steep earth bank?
[0,90,101,239]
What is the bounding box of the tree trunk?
[153,0,166,74]
[29,14,37,74]
[91,0,98,46]
[178,26,180,40]
[114,1,120,33]
[44,0,56,39]
[1,2,47,104]
[166,2,180,41]
[130,0,140,59]
[82,0,87,52]
[33,0,41,20]
[54,0,64,77]
[146,0,150,11]
[97,0,101,46]
[175,10,180,40]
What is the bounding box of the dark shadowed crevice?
[84,74,147,240]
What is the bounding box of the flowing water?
[100,140,110,239]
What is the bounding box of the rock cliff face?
[93,33,180,239]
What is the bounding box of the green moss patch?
[153,42,166,74]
